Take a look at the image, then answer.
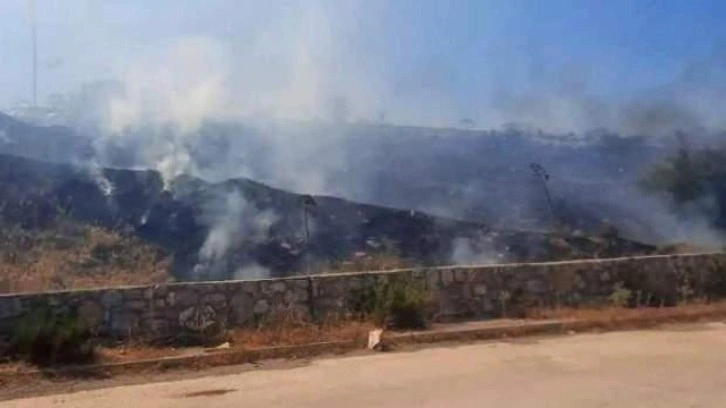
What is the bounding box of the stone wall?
[2,253,726,340]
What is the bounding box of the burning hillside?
[0,152,656,284]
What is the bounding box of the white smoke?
[87,161,113,197]
[87,37,231,188]
[450,237,506,266]
[194,188,278,279]
[19,1,726,256]
[234,263,271,280]
[198,191,245,263]
[107,37,230,134]
[489,57,726,137]
[0,129,10,144]
[89,28,359,192]
[610,187,726,249]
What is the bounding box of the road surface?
[5,322,726,407]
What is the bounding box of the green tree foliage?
[348,276,431,330]
[9,307,96,366]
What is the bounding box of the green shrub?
[609,282,632,308]
[10,307,96,366]
[349,277,431,330]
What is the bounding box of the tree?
[640,147,726,205]
[640,146,726,231]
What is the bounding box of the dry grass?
[0,221,171,294]
[526,300,726,322]
[0,361,29,375]
[96,345,191,364]
[317,252,415,274]
[96,303,726,365]
[228,320,374,349]
[4,302,726,375]
[93,318,374,364]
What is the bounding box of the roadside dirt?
[3,303,726,401]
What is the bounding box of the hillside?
[0,152,655,284]
[1,113,701,245]
[0,112,93,164]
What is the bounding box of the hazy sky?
[2,0,726,129]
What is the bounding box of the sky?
[2,0,726,130]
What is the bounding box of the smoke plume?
[450,236,507,266]
[13,1,726,256]
[193,188,278,279]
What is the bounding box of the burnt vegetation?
[0,152,656,285]
[1,113,716,289]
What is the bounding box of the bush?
[350,277,431,330]
[609,282,632,308]
[10,307,96,366]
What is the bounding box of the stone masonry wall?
[1,253,726,341]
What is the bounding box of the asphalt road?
[5,322,726,407]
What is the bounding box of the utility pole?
[29,0,38,106]
[529,163,557,231]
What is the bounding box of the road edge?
[3,307,726,382]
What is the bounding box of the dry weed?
[0,221,171,294]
